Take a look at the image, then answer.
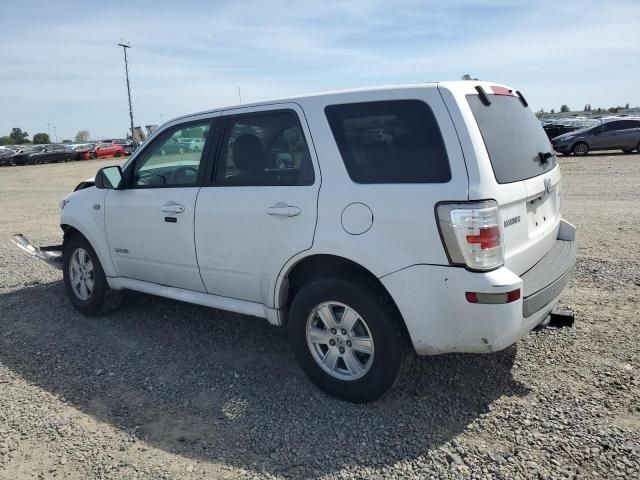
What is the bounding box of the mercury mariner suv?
[13,81,576,402]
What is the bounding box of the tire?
[622,149,633,153]
[289,276,409,403]
[572,142,589,156]
[63,233,123,316]
[115,151,122,157]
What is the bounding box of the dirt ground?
[0,153,638,479]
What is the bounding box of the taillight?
[436,200,504,271]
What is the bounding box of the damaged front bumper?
[11,234,63,270]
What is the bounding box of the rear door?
[194,104,319,305]
[443,82,561,275]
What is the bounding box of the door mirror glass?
[95,166,123,189]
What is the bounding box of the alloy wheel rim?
[306,301,374,381]
[69,247,95,301]
[575,143,587,154]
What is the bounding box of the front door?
[105,118,216,291]
[195,105,319,305]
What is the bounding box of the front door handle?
[266,202,301,217]
[161,202,185,214]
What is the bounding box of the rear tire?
[572,142,589,156]
[63,234,123,316]
[622,149,633,153]
[289,276,409,403]
[115,151,122,157]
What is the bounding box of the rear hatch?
[443,83,562,275]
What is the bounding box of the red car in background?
[85,143,126,159]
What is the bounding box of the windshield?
[467,94,556,184]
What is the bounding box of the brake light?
[436,201,504,270]
[490,86,514,96]
[466,226,500,250]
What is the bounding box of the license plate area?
[526,190,558,235]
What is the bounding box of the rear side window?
[325,100,451,184]
[216,110,315,186]
[467,94,555,184]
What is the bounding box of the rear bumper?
[381,220,576,355]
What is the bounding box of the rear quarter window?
[325,100,451,184]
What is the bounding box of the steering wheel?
[169,166,199,184]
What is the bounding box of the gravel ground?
[0,153,638,479]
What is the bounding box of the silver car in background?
[552,118,640,155]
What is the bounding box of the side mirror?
[95,166,124,189]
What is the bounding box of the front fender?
[61,187,117,277]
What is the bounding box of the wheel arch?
[276,254,411,340]
[60,222,117,277]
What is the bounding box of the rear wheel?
[622,149,633,153]
[115,151,122,157]
[289,276,409,403]
[572,142,589,156]
[63,234,122,316]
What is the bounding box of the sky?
[1,0,639,141]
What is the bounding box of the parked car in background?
[105,139,135,155]
[28,144,73,164]
[552,119,640,155]
[178,137,205,152]
[72,144,95,160]
[0,147,18,166]
[91,143,126,159]
[158,138,185,155]
[3,145,45,166]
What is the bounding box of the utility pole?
[47,122,51,140]
[118,41,136,147]
[53,126,58,143]
[238,86,242,104]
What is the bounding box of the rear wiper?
[538,151,554,164]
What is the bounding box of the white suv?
[14,81,576,402]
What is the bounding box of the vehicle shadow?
[0,282,530,477]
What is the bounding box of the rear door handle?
[266,202,301,217]
[161,202,185,214]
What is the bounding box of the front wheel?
[115,151,122,157]
[63,234,122,316]
[289,276,409,403]
[572,142,589,156]
[622,148,633,153]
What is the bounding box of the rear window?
[467,94,556,184]
[325,100,451,184]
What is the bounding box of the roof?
[171,81,445,124]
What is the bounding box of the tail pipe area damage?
[11,234,63,270]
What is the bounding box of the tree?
[560,105,570,113]
[550,108,555,114]
[461,73,479,81]
[625,103,630,109]
[0,136,11,146]
[75,130,90,142]
[32,133,50,144]
[9,128,29,144]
